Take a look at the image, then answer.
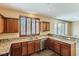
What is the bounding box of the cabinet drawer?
[61,42,70,47]
[54,40,60,44]
[22,42,27,46]
[12,42,21,48]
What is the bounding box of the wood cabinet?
[22,42,28,56]
[47,38,50,49]
[41,22,50,31]
[27,41,35,55]
[34,40,40,52]
[5,19,18,33]
[47,38,76,56]
[61,42,70,56]
[47,38,54,50]
[54,40,61,54]
[10,38,76,56]
[0,16,4,33]
[10,42,22,56]
[10,40,40,56]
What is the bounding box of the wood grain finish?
[34,40,40,52]
[22,42,28,56]
[47,38,76,56]
[54,40,61,54]
[0,16,4,33]
[27,41,35,55]
[61,42,70,56]
[10,42,22,56]
[5,19,18,33]
[10,38,76,56]
[47,38,54,50]
[40,22,50,31]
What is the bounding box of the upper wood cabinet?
[4,19,19,33]
[40,22,50,31]
[0,16,4,33]
[0,14,19,33]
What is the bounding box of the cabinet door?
[27,41,34,55]
[47,38,54,50]
[46,38,49,48]
[0,16,4,33]
[61,43,70,56]
[22,42,28,56]
[54,40,61,54]
[34,40,40,52]
[10,43,22,56]
[12,47,22,56]
[6,19,18,33]
[47,38,51,49]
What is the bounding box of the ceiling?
[0,3,79,21]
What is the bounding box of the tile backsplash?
[0,33,19,40]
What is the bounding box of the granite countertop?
[0,38,30,55]
[48,36,76,44]
[0,35,76,55]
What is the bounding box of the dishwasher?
[40,38,47,50]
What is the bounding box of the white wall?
[72,21,79,38]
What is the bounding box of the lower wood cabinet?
[27,41,35,55]
[47,38,76,56]
[47,38,51,49]
[22,42,28,56]
[60,42,70,56]
[34,40,40,52]
[10,42,22,56]
[10,40,40,56]
[47,38,54,50]
[10,38,76,56]
[54,40,61,54]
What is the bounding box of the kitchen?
[0,3,77,56]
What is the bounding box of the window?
[36,19,40,34]
[27,18,31,35]
[32,18,36,35]
[54,20,68,36]
[20,16,40,36]
[20,16,26,35]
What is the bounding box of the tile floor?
[31,49,59,56]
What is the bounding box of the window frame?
[19,16,40,37]
[55,21,67,36]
